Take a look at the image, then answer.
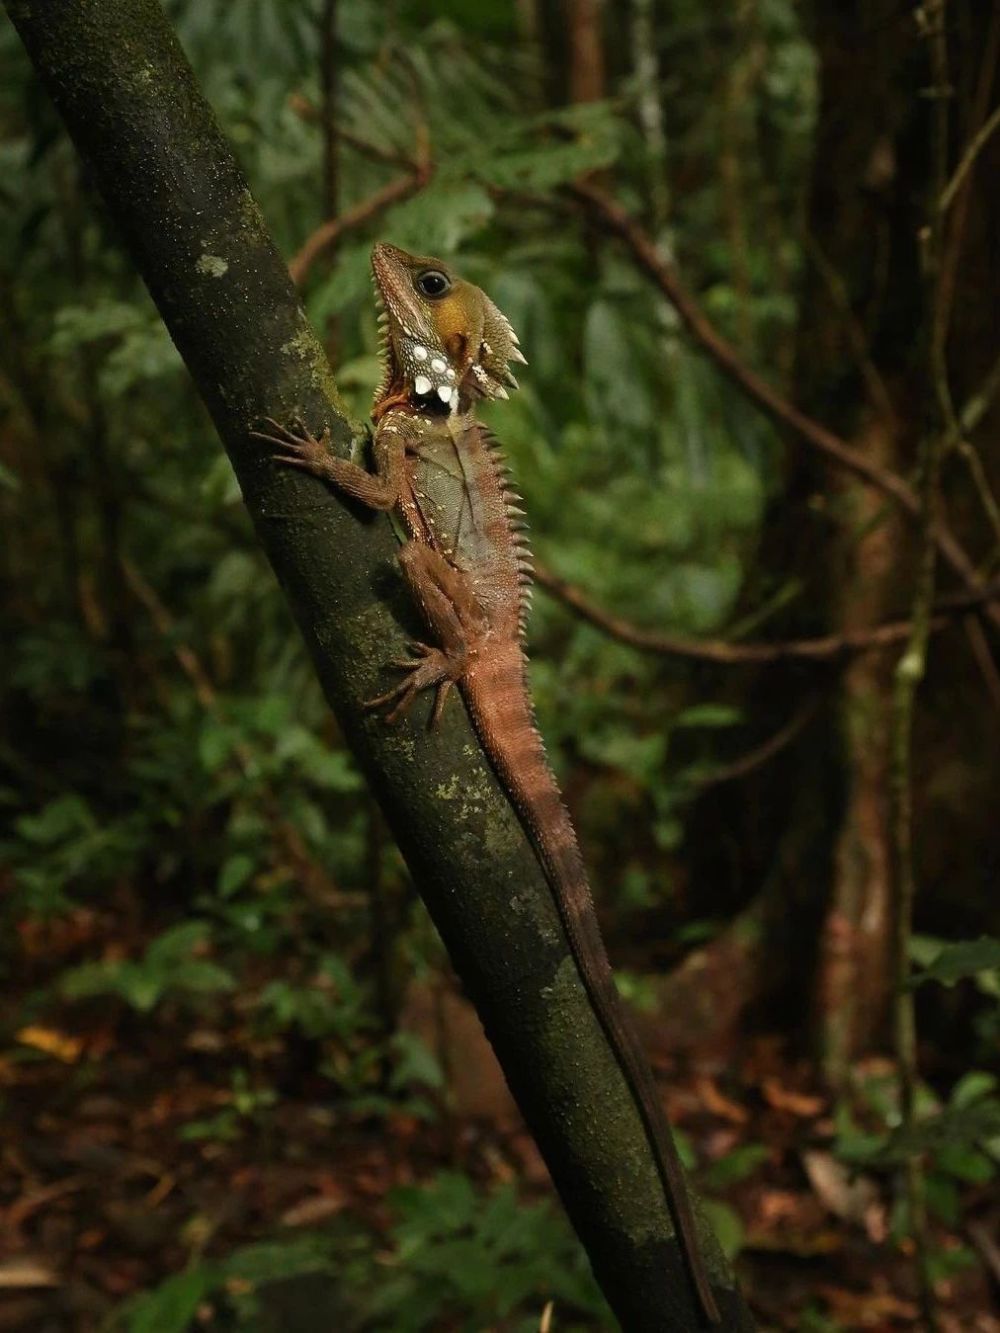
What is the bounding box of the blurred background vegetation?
[1,0,999,1329]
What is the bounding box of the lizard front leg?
[369,542,489,726]
[252,416,403,511]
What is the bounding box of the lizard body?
[256,243,720,1326]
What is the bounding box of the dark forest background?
[1,1,999,1329]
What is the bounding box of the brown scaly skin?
[254,242,721,1326]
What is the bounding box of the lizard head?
[371,242,526,416]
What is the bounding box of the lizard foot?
[365,641,459,727]
[251,417,333,477]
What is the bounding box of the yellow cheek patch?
[431,293,469,343]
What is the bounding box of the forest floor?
[1,909,997,1332]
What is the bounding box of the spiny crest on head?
[371,242,526,413]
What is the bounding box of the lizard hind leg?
[367,542,488,727]
[365,640,455,725]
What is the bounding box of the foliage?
[835,1061,1000,1240]
[118,1176,609,1333]
[366,1173,608,1331]
[59,922,235,1014]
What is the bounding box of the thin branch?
[939,102,1000,215]
[967,1219,1000,1288]
[289,163,432,286]
[124,559,215,708]
[935,4,1000,343]
[950,345,1000,562]
[533,560,1000,665]
[803,230,897,424]
[891,7,951,1328]
[954,436,1000,553]
[319,0,340,220]
[123,560,354,911]
[691,697,821,788]
[287,93,420,171]
[959,345,1000,437]
[337,126,422,172]
[961,613,1000,713]
[567,180,999,621]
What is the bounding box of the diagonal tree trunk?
[3,1,753,1327]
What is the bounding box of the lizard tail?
[463,644,721,1326]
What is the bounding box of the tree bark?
[798,2,918,1080]
[3,1,752,1328]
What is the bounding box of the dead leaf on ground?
[0,1256,60,1289]
[695,1076,748,1123]
[762,1077,825,1117]
[4,1176,86,1238]
[802,1149,880,1227]
[817,1283,918,1326]
[280,1193,346,1228]
[14,1026,83,1063]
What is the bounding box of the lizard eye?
[415,269,451,298]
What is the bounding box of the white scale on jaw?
[407,341,457,407]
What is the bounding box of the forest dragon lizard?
[255,243,721,1326]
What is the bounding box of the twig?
[947,347,1000,562]
[124,560,216,708]
[286,94,419,171]
[955,437,1000,554]
[804,231,897,424]
[967,1218,1000,1288]
[337,127,421,172]
[690,697,820,788]
[123,560,352,911]
[938,101,1000,215]
[935,5,1000,341]
[891,8,951,1329]
[959,346,1000,437]
[289,162,432,286]
[962,613,1000,713]
[319,0,340,220]
[566,180,1000,622]
[533,560,1000,665]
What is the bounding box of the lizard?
[254,242,721,1326]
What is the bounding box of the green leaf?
[169,960,236,996]
[911,937,1000,987]
[198,721,234,773]
[60,961,122,1002]
[119,967,166,1014]
[49,300,144,353]
[703,1143,770,1189]
[146,922,210,965]
[950,1071,998,1109]
[700,1199,745,1259]
[223,1235,338,1285]
[384,180,495,254]
[924,1172,960,1226]
[126,1265,217,1333]
[15,795,94,846]
[390,1032,445,1092]
[218,853,255,898]
[673,703,743,729]
[934,1141,995,1184]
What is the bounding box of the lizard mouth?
[371,243,440,405]
[372,280,395,402]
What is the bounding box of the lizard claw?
[364,644,459,727]
[430,679,454,728]
[250,417,332,476]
